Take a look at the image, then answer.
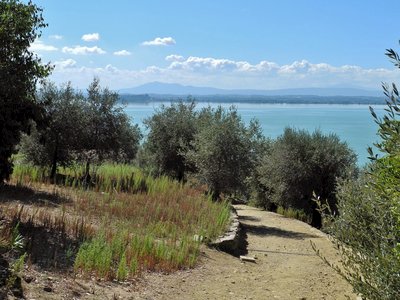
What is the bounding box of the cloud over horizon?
[48,54,400,91]
[142,37,176,46]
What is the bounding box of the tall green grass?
[71,188,230,279]
[12,163,181,195]
[276,206,311,224]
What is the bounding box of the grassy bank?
[5,163,231,280]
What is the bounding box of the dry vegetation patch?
[1,163,231,285]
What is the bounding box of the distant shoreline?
[120,94,385,105]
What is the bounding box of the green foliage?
[9,223,24,252]
[142,102,263,199]
[255,128,356,227]
[143,100,197,180]
[185,106,264,199]
[324,172,400,299]
[0,223,24,255]
[276,206,311,223]
[19,79,142,178]
[12,163,179,195]
[80,78,141,163]
[6,253,26,288]
[0,0,51,181]
[116,253,128,281]
[0,223,26,289]
[19,82,86,176]
[323,45,400,300]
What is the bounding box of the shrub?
[320,45,400,300]
[255,128,357,227]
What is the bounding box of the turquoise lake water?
[124,103,386,166]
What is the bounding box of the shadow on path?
[238,215,261,222]
[243,223,319,240]
[247,248,316,256]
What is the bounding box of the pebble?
[43,285,53,292]
[23,275,34,283]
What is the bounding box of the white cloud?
[62,45,106,55]
[114,50,132,56]
[142,37,176,46]
[167,56,280,73]
[54,59,77,70]
[29,40,58,52]
[47,55,400,91]
[81,33,100,42]
[49,34,63,40]
[165,54,184,62]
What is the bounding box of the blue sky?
[30,0,400,90]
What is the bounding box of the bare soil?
[4,204,356,300]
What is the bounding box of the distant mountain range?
[119,81,382,97]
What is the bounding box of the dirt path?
[19,204,357,300]
[129,204,356,300]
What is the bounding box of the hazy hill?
[119,81,382,97]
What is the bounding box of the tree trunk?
[83,160,91,188]
[50,138,59,181]
[212,189,220,201]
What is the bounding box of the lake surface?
[124,103,386,166]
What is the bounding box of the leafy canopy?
[255,128,356,227]
[0,0,51,181]
[20,79,142,177]
[185,105,264,199]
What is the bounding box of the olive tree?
[185,106,263,200]
[20,79,141,179]
[143,100,197,180]
[256,128,357,227]
[79,78,141,180]
[20,82,86,178]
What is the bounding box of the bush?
[255,128,357,227]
